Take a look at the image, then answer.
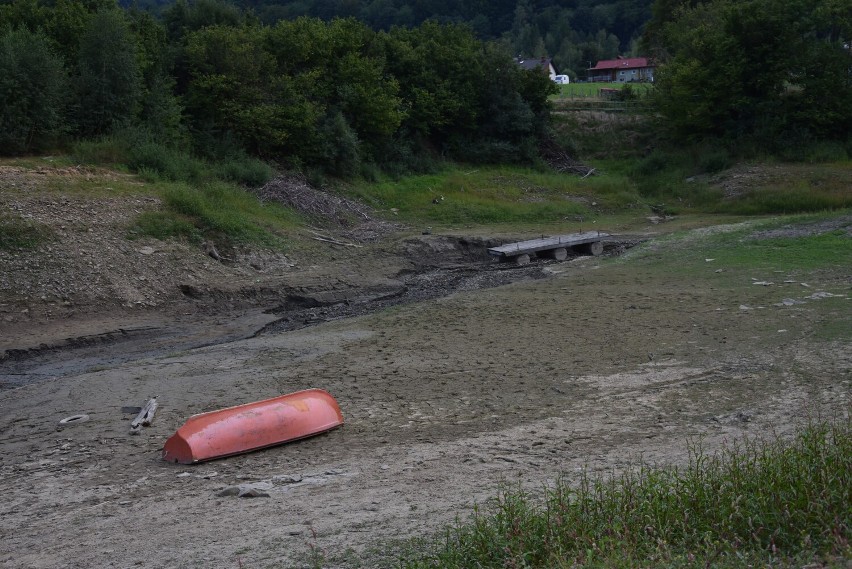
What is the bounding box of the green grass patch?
[707,213,850,272]
[70,135,285,244]
[399,419,851,568]
[130,211,200,241]
[812,318,852,342]
[710,230,852,271]
[627,150,852,215]
[630,148,730,212]
[621,212,852,275]
[0,156,76,169]
[0,213,52,250]
[129,181,302,245]
[5,150,288,247]
[349,165,640,226]
[712,184,852,216]
[128,143,275,188]
[41,175,149,197]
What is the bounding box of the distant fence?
[552,100,645,113]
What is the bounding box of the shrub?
[713,188,852,215]
[127,141,205,183]
[804,141,849,163]
[211,155,275,187]
[630,149,672,178]
[697,146,733,173]
[70,135,131,165]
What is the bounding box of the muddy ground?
[1,168,850,568]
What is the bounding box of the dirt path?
[1,231,849,568]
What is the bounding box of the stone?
[807,292,843,300]
[238,487,270,498]
[272,474,302,485]
[218,484,271,498]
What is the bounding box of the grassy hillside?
[4,151,850,258]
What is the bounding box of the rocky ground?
[0,165,849,568]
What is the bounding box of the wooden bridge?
[488,231,609,265]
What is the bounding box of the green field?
[551,81,653,99]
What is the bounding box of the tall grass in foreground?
[401,420,851,568]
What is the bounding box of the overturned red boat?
[162,388,344,464]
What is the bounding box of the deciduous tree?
[652,0,852,148]
[74,9,142,136]
[0,27,68,153]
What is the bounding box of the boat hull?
[162,389,344,464]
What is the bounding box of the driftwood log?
[307,229,364,248]
[129,397,158,435]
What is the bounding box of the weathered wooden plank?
[488,232,609,258]
[129,397,158,435]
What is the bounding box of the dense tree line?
[645,0,852,151]
[1,0,847,170]
[0,0,555,173]
[129,0,655,79]
[243,0,655,79]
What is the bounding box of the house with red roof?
[589,57,654,83]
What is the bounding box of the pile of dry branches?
[254,173,372,227]
[539,140,596,177]
[254,173,404,243]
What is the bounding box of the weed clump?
[401,419,851,568]
[0,214,52,250]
